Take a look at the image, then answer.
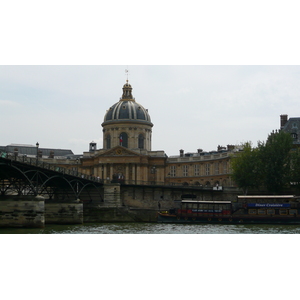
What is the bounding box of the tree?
[230,142,262,194]
[258,130,293,194]
[290,148,300,192]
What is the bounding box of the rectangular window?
[215,162,219,175]
[223,161,227,174]
[267,209,275,215]
[170,166,176,177]
[194,165,200,176]
[183,165,188,177]
[205,164,210,176]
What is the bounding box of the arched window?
[138,134,144,149]
[119,132,128,148]
[106,134,111,149]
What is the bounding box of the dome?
[102,81,153,126]
[103,101,152,124]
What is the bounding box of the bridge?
[0,151,228,227]
[0,151,104,202]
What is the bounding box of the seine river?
[1,222,300,234]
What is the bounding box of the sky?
[1,65,300,156]
[1,1,300,157]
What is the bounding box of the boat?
[157,195,300,224]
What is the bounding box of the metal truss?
[0,155,103,202]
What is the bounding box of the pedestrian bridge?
[0,151,103,202]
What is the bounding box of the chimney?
[89,141,97,152]
[280,114,288,129]
[180,149,184,157]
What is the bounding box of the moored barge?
[158,195,300,224]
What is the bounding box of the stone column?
[136,165,141,184]
[110,164,114,181]
[103,164,107,182]
[125,164,129,184]
[132,164,136,184]
[143,165,148,184]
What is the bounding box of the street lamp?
[36,142,39,165]
[76,158,79,176]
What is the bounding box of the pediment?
[99,146,142,157]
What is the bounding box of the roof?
[103,100,152,125]
[102,81,153,126]
[237,195,294,199]
[282,117,300,144]
[1,144,73,157]
[181,200,232,204]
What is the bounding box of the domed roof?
[102,81,153,126]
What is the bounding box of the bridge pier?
[103,183,122,206]
[0,195,84,228]
[0,195,45,228]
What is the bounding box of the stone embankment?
[0,196,83,228]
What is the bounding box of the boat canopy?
[181,200,232,204]
[237,195,294,199]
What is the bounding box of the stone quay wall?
[0,196,83,228]
[0,186,246,227]
[45,203,83,224]
[0,197,45,228]
[81,184,241,223]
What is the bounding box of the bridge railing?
[0,151,103,183]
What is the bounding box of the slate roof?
[0,144,74,157]
[282,117,300,144]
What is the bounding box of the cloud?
[0,99,21,107]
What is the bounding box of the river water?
[1,222,300,234]
[3,222,298,300]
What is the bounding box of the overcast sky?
[1,65,299,156]
[1,1,300,157]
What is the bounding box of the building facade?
[0,81,237,188]
[80,81,235,188]
[280,114,300,146]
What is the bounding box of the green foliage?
[290,148,300,191]
[230,142,261,194]
[259,131,293,193]
[231,131,293,194]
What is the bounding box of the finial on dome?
[125,68,129,82]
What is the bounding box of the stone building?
[280,114,300,146]
[80,80,235,188]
